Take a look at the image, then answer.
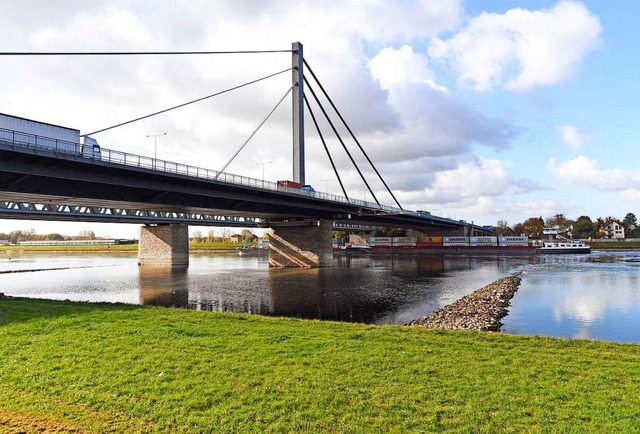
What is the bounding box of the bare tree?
[495,220,511,236]
[545,214,573,232]
[78,230,96,240]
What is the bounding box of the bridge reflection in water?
[136,255,519,325]
[138,267,190,308]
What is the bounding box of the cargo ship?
[334,235,589,255]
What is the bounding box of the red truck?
[277,180,302,190]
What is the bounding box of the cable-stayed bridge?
[0,133,469,228]
[0,42,488,267]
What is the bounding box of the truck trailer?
[0,113,101,159]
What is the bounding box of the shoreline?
[1,243,637,254]
[408,275,522,332]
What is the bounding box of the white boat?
[538,240,591,254]
[340,244,372,254]
[236,245,267,256]
[236,245,250,255]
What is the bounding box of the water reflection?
[503,251,640,343]
[3,250,640,343]
[138,267,189,307]
[132,254,526,325]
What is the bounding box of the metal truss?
[0,201,383,232]
[0,201,263,227]
[332,223,376,231]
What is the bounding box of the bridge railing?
[0,128,82,155]
[0,127,419,217]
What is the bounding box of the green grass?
[1,299,639,433]
[589,241,640,250]
[0,242,252,253]
[0,244,139,252]
[189,241,253,250]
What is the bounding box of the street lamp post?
[146,132,167,169]
[256,161,272,181]
[321,178,334,193]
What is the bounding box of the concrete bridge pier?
[268,219,333,267]
[138,224,189,268]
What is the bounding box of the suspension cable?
[303,94,349,200]
[83,67,293,136]
[304,77,381,207]
[215,84,294,179]
[0,50,292,56]
[304,60,403,210]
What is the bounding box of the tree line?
[494,213,638,239]
[0,229,97,245]
[190,229,258,243]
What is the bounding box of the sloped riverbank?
[408,275,521,331]
[2,297,640,433]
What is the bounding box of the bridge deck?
[0,129,486,233]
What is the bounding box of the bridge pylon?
[267,219,333,267]
[292,41,305,185]
[138,224,189,268]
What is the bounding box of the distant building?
[229,234,242,243]
[604,221,625,239]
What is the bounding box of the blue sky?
[470,1,640,219]
[0,1,636,238]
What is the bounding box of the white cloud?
[362,46,518,167]
[2,0,596,235]
[558,125,588,150]
[403,195,562,225]
[30,8,151,48]
[429,0,602,91]
[417,158,545,204]
[423,158,512,202]
[547,156,640,191]
[368,45,445,91]
[338,0,464,42]
[621,190,640,202]
[499,200,563,219]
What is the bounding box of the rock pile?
[408,275,522,332]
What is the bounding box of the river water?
[1,251,639,343]
[502,250,640,344]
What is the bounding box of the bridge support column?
[268,220,333,267]
[138,224,189,268]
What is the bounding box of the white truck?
[0,112,101,159]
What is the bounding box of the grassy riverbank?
[0,244,139,252]
[589,240,640,250]
[1,298,639,432]
[0,242,249,253]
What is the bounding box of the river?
[1,251,639,343]
[502,250,640,344]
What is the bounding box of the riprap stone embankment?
[408,275,521,332]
